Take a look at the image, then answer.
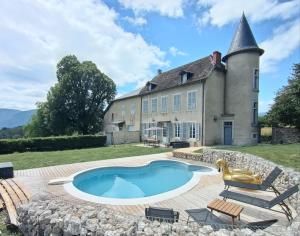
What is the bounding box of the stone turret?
[223,13,264,145]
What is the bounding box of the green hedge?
[0,135,106,154]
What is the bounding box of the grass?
[0,144,172,170]
[218,143,300,171]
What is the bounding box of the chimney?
[157,69,162,74]
[212,51,221,65]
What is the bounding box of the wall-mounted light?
[175,117,178,121]
[213,115,218,122]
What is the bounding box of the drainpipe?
[140,96,142,142]
[201,81,205,146]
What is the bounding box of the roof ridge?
[151,55,211,81]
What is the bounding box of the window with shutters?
[187,91,197,111]
[161,96,168,113]
[142,100,148,113]
[174,123,180,138]
[151,98,158,113]
[189,122,196,138]
[173,94,181,112]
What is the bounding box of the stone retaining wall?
[17,193,300,236]
[272,128,300,144]
[106,131,140,145]
[173,148,300,214]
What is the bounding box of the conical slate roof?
[222,13,264,62]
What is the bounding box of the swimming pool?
[64,160,217,205]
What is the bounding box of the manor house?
[103,14,264,146]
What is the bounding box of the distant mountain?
[0,108,36,128]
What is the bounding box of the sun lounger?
[145,207,179,223]
[224,167,282,194]
[185,208,277,231]
[220,185,299,221]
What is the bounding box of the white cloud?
[0,0,167,110]
[169,46,187,56]
[260,19,300,73]
[118,0,185,18]
[123,16,147,26]
[197,0,300,27]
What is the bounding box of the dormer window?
[180,71,193,84]
[147,82,157,91]
[181,73,188,84]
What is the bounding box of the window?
[173,94,181,112]
[163,126,167,137]
[253,69,259,90]
[147,82,156,91]
[121,104,125,120]
[161,96,168,113]
[142,100,148,113]
[128,125,135,131]
[187,91,197,111]
[252,133,257,139]
[111,113,114,122]
[252,102,258,125]
[130,104,135,115]
[189,123,196,138]
[181,73,188,84]
[151,98,158,113]
[174,123,180,138]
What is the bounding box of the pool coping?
[63,159,218,205]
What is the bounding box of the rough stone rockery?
[17,193,300,236]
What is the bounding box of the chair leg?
[270,185,281,197]
[278,203,293,222]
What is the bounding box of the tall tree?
[26,55,116,136]
[266,63,300,128]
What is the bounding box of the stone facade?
[141,79,204,146]
[106,131,140,145]
[223,53,260,145]
[103,14,264,146]
[103,95,141,145]
[272,128,300,144]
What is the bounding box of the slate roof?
[222,13,264,62]
[139,56,216,95]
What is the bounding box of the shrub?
[0,135,106,154]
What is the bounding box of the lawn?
[0,144,172,170]
[218,143,300,171]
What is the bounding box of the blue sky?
[0,0,299,113]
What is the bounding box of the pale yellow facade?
[103,96,141,133]
[103,14,262,146]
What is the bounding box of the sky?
[0,0,299,113]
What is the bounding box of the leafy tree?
[26,55,116,136]
[0,126,25,139]
[258,115,269,127]
[266,63,300,128]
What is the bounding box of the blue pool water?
[73,160,212,199]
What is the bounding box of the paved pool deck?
[14,151,290,226]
